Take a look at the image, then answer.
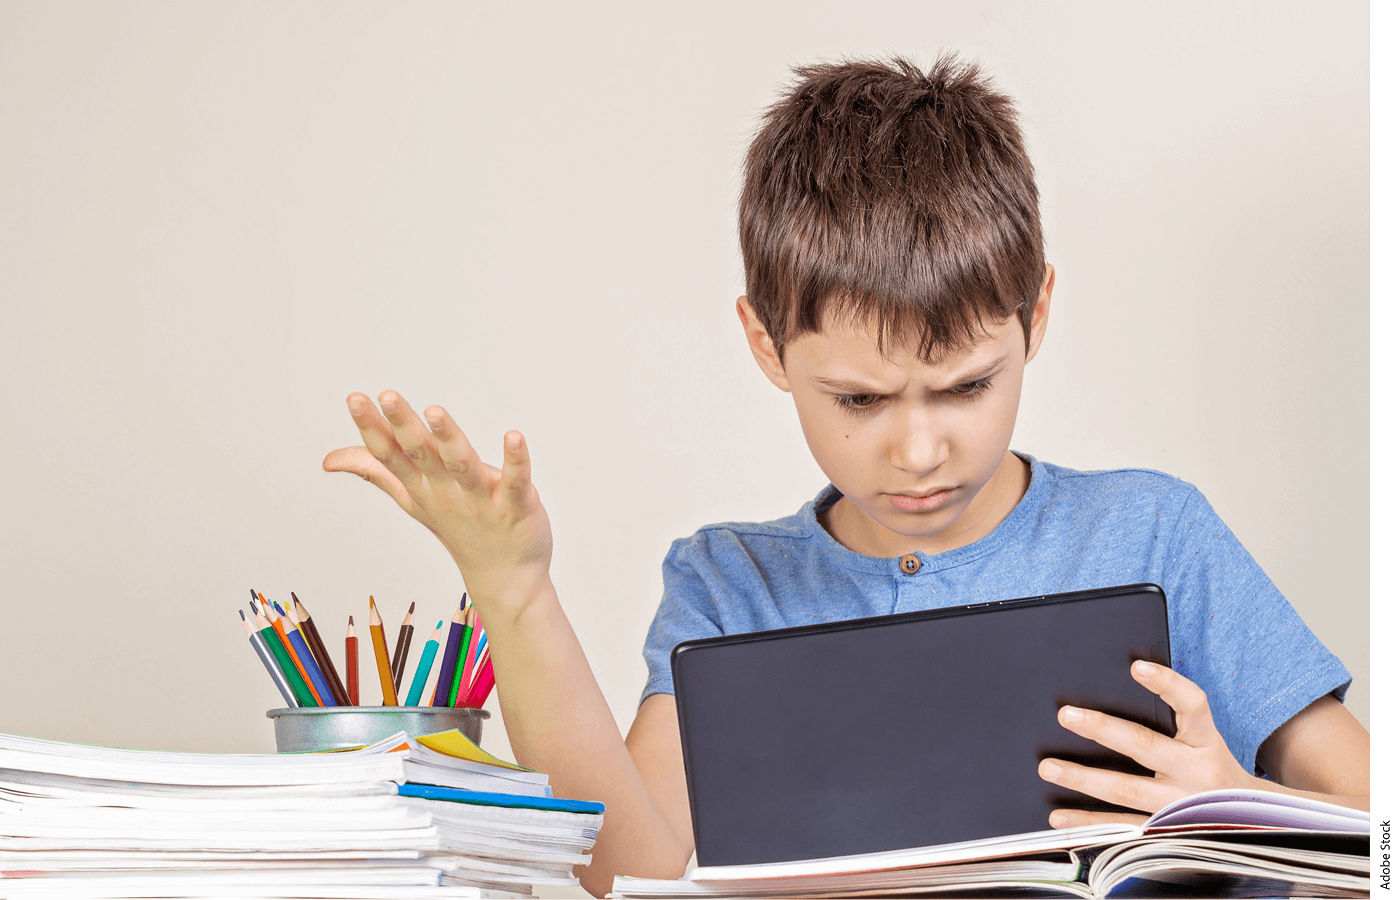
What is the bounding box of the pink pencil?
[465,653,495,709]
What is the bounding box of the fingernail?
[1040,760,1063,780]
[348,398,365,415]
[1061,706,1083,724]
[1134,660,1156,677]
[1049,811,1068,828]
[381,397,397,415]
[428,416,444,432]
[507,435,522,452]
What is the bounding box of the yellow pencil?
[368,597,398,706]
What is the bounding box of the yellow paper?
[416,729,534,772]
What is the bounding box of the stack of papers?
[0,730,603,898]
[612,790,1367,899]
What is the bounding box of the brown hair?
[739,54,1043,362]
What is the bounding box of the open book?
[610,790,1368,898]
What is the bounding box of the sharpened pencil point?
[409,602,416,613]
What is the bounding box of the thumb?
[324,446,414,512]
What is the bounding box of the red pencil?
[345,616,359,706]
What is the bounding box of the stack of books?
[613,790,1368,899]
[0,730,602,898]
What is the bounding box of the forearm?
[472,575,691,897]
[1248,776,1368,811]
[323,394,689,896]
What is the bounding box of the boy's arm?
[323,391,693,897]
[1039,661,1369,827]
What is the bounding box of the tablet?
[671,582,1173,867]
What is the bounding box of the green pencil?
[254,610,318,707]
[447,605,475,706]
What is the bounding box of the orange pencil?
[260,592,324,706]
[345,616,359,706]
[368,597,398,706]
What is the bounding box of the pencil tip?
[238,609,246,620]
[409,601,416,613]
[250,588,258,599]
[369,596,377,608]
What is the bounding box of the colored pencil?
[292,593,350,706]
[275,602,339,707]
[253,609,317,707]
[431,597,468,706]
[448,605,475,707]
[346,616,359,706]
[368,597,398,706]
[389,602,416,692]
[261,594,323,706]
[462,608,481,691]
[465,650,495,709]
[241,611,296,707]
[404,620,444,706]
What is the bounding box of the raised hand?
[1037,661,1255,827]
[322,391,553,612]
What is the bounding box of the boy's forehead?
[792,312,1016,375]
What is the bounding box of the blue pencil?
[274,602,339,707]
[405,620,444,706]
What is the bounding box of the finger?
[377,390,451,483]
[422,405,487,492]
[345,392,426,495]
[322,447,414,511]
[1038,756,1176,815]
[1055,704,1178,775]
[1047,807,1148,829]
[1130,660,1218,747]
[500,431,533,513]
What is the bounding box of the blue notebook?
[399,782,605,814]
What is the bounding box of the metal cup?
[267,706,489,753]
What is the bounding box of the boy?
[322,55,1369,897]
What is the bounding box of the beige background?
[0,0,1368,774]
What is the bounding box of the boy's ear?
[1024,264,1055,365]
[736,296,792,392]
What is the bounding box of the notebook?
[670,582,1172,867]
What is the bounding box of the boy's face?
[739,267,1053,558]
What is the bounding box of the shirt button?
[899,554,921,574]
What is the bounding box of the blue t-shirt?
[642,455,1351,775]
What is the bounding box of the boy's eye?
[950,377,994,399]
[834,393,884,413]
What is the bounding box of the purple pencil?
[430,596,468,706]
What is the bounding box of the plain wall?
[0,0,1368,767]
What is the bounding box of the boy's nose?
[888,410,949,476]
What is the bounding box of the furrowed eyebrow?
[813,355,1008,394]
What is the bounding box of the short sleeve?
[1161,488,1351,775]
[640,539,725,704]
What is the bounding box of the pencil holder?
[267,706,489,753]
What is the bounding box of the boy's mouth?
[887,489,952,513]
